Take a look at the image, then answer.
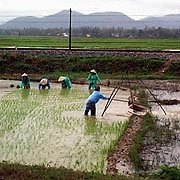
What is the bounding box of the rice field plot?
[0,36,180,49]
[0,36,69,48]
[72,38,180,49]
[0,87,128,173]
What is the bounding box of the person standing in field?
[20,73,30,89]
[38,78,50,89]
[84,86,109,116]
[87,69,101,91]
[58,76,71,89]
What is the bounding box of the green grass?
[0,53,167,79]
[129,113,153,170]
[150,165,180,180]
[0,36,180,49]
[72,38,180,50]
[0,36,69,48]
[1,52,180,81]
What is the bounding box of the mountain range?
[0,10,180,29]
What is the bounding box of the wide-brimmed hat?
[40,78,48,85]
[22,73,28,77]
[58,76,65,82]
[90,69,96,74]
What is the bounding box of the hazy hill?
[2,16,41,29]
[141,14,180,22]
[0,10,180,29]
[0,10,135,29]
[137,14,180,29]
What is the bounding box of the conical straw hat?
[90,69,96,73]
[40,78,48,85]
[58,76,65,82]
[22,73,28,77]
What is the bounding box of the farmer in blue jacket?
[38,78,50,89]
[84,86,109,116]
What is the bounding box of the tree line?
[0,26,180,38]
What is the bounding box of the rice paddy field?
[0,36,180,49]
[0,80,130,173]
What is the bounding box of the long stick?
[104,86,117,108]
[139,79,166,115]
[101,74,125,117]
[105,87,120,109]
[112,98,128,102]
[101,83,123,116]
[101,86,117,116]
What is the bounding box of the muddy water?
[0,79,131,172]
[141,89,180,171]
[0,80,17,98]
[0,80,131,123]
[150,89,180,118]
[1,80,180,173]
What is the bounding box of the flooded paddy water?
[141,88,180,172]
[0,80,130,173]
[0,79,180,174]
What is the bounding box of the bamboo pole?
[139,79,166,115]
[101,74,126,116]
[101,86,117,116]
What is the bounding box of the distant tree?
[0,27,180,38]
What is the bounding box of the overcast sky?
[0,0,180,24]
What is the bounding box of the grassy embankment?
[0,36,180,50]
[1,52,180,81]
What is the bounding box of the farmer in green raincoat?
[20,73,30,89]
[87,69,101,91]
[58,76,71,89]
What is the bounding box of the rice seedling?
[0,86,128,173]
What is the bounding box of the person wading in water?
[20,73,30,89]
[58,76,71,89]
[38,78,50,89]
[87,69,101,92]
[84,86,109,116]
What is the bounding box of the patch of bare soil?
[0,169,40,180]
[106,115,143,176]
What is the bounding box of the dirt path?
[106,115,143,175]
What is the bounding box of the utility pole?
[69,8,72,50]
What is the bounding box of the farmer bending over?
[58,76,71,89]
[84,86,109,116]
[39,78,50,89]
[20,73,30,89]
[87,69,101,91]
